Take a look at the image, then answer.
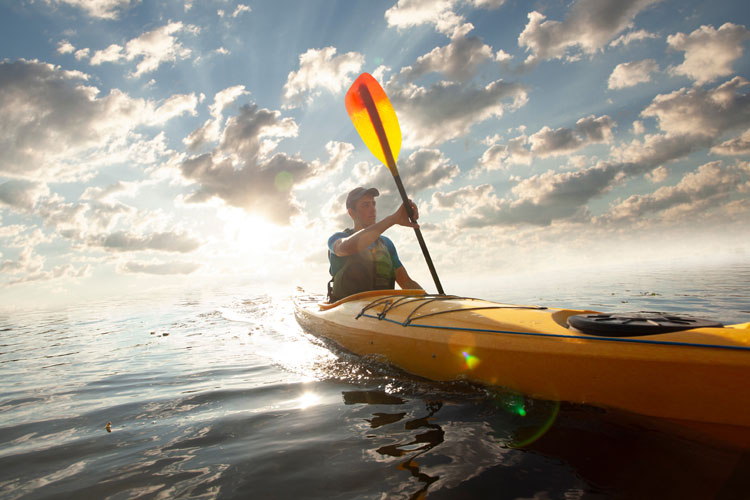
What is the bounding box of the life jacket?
[327,229,396,302]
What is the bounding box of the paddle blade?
[345,73,401,171]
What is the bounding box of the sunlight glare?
[220,208,283,252]
[296,391,321,409]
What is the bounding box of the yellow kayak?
[294,289,750,427]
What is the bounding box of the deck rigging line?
[352,294,750,352]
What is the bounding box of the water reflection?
[344,388,568,499]
[344,390,443,499]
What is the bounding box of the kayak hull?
[294,289,750,428]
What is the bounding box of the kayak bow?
[294,289,750,427]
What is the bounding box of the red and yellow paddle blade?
[345,73,401,172]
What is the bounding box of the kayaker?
[327,187,422,302]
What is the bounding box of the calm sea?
[1,261,749,499]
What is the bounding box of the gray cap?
[345,187,379,209]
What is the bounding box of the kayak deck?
[294,289,750,427]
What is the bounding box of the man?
[327,187,422,302]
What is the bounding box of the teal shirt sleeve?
[328,231,349,276]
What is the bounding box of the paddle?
[345,72,445,295]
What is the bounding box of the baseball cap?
[345,187,379,209]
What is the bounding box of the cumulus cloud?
[86,231,201,253]
[385,0,469,38]
[476,134,531,170]
[80,181,140,202]
[711,129,750,156]
[608,59,659,89]
[0,180,50,211]
[667,23,750,85]
[646,165,668,183]
[397,33,495,82]
[180,104,315,224]
[321,141,355,175]
[218,4,251,18]
[530,115,615,157]
[475,115,614,171]
[641,77,750,137]
[89,21,197,78]
[5,259,91,285]
[609,29,659,47]
[282,47,364,108]
[184,85,249,151]
[432,184,495,210]
[47,0,135,19]
[0,59,197,181]
[386,78,528,148]
[399,149,461,192]
[461,77,750,228]
[121,260,200,275]
[602,161,750,223]
[57,40,75,54]
[518,0,661,64]
[340,149,458,199]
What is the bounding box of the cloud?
[646,165,668,183]
[460,76,750,229]
[609,29,659,47]
[5,261,91,285]
[0,180,50,211]
[87,231,201,253]
[469,0,505,7]
[180,104,315,224]
[386,78,528,148]
[711,129,750,156]
[0,59,197,181]
[152,93,200,122]
[321,141,355,175]
[80,181,140,202]
[121,260,201,275]
[641,77,750,137]
[0,231,90,286]
[398,149,461,192]
[47,0,135,19]
[385,0,469,38]
[282,47,364,108]
[89,21,197,78]
[667,23,750,85]
[601,161,750,223]
[476,134,531,170]
[57,40,75,54]
[530,115,616,157]
[432,184,494,210]
[608,59,659,89]
[184,85,249,151]
[218,4,251,18]
[397,33,495,82]
[518,0,661,64]
[475,115,614,171]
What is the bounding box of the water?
[1,262,750,499]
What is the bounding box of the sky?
[1,0,749,307]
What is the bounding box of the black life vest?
[327,229,396,302]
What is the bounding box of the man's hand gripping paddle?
[345,72,444,294]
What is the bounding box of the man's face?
[349,194,377,227]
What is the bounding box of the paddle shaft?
[358,83,445,295]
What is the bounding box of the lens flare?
[274,171,293,191]
[462,351,480,370]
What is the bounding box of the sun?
[220,207,282,250]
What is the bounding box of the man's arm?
[333,201,418,257]
[395,266,422,290]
